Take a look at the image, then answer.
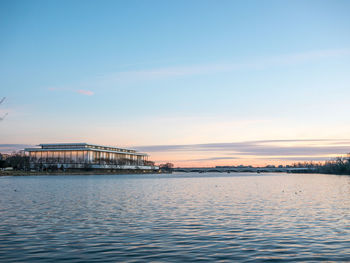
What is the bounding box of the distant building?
[25,143,158,171]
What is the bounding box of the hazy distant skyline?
[1,0,350,166]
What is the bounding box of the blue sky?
[1,0,350,166]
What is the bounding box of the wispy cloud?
[135,139,350,159]
[77,89,94,96]
[48,87,58,91]
[270,156,331,161]
[105,48,350,82]
[181,157,239,162]
[48,87,94,96]
[47,48,350,91]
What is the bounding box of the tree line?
[0,153,29,170]
[291,154,350,175]
[1,152,350,175]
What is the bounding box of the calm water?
[0,173,349,262]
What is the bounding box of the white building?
[25,143,158,171]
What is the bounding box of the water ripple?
[0,173,349,262]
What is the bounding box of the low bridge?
[173,167,315,173]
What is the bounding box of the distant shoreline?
[2,170,348,177]
[0,170,166,176]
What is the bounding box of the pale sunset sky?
[1,0,350,167]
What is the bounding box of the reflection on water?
[0,173,349,262]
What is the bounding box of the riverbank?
[0,169,166,176]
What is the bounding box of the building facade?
[25,143,158,171]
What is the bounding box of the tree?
[159,163,174,172]
[5,154,29,170]
[144,160,155,166]
[0,159,7,168]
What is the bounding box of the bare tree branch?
[0,112,8,121]
[0,97,8,121]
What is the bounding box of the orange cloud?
[77,89,94,96]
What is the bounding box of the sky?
[1,0,350,167]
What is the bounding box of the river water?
[0,173,349,262]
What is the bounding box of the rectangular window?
[47,151,53,163]
[67,151,73,163]
[52,151,59,163]
[71,151,77,163]
[77,151,84,163]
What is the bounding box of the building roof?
[25,143,147,156]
